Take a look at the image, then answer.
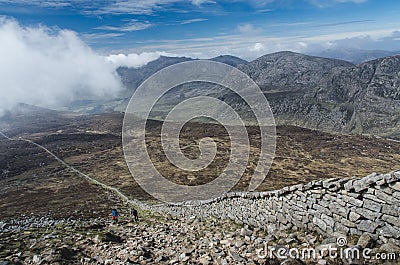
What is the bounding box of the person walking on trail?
[131,208,139,222]
[111,209,119,223]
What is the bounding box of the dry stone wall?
[149,171,400,246]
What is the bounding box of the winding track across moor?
[0,131,151,208]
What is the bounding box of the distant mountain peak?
[255,50,353,65]
[210,55,247,67]
[268,50,299,55]
[144,55,193,66]
[157,55,193,60]
[311,48,400,64]
[239,51,353,92]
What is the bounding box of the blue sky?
[0,0,400,59]
[0,0,400,114]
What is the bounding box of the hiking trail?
[0,131,150,209]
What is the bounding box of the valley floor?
[1,113,400,219]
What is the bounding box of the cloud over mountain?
[0,18,123,114]
[105,51,177,68]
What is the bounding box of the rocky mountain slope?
[2,209,392,265]
[238,51,353,92]
[247,52,400,138]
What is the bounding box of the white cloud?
[250,42,265,51]
[97,0,215,15]
[96,20,153,32]
[247,0,276,7]
[94,0,179,15]
[191,0,216,6]
[105,51,178,68]
[0,0,205,15]
[126,27,400,61]
[0,0,74,8]
[0,0,370,15]
[81,32,124,40]
[334,0,367,3]
[237,23,262,34]
[0,18,123,113]
[38,1,71,7]
[181,18,208,25]
[309,0,367,7]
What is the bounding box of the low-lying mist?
[0,18,125,115]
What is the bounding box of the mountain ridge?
[311,48,400,64]
[210,55,248,67]
[239,51,354,92]
[73,52,400,138]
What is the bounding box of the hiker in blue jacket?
[111,209,119,223]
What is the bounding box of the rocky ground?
[1,206,398,265]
